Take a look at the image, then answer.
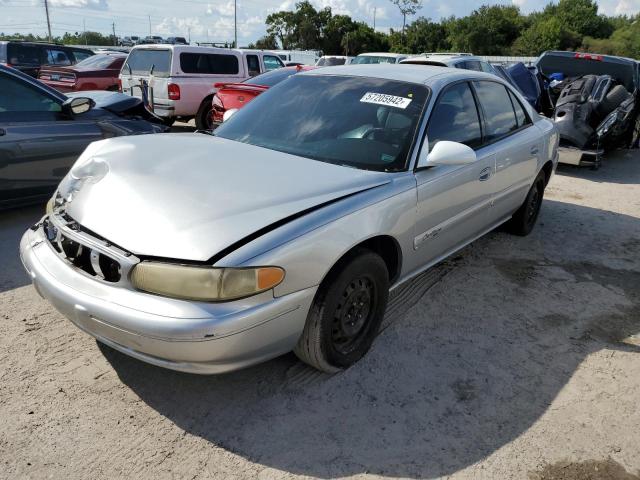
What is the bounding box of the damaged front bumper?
[19,223,316,374]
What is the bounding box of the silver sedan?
[20,65,559,374]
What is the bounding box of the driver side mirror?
[62,97,95,117]
[417,140,477,169]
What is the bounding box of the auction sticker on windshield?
[360,92,412,109]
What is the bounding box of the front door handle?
[530,146,539,155]
[0,128,6,136]
[479,167,492,181]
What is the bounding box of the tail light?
[574,53,603,61]
[117,78,122,93]
[168,83,180,100]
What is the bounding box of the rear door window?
[426,81,482,150]
[7,44,43,66]
[508,89,531,128]
[180,53,239,75]
[263,55,284,71]
[473,81,518,142]
[123,49,172,77]
[72,50,92,62]
[45,49,72,66]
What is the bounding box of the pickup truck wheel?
[506,171,546,236]
[195,98,214,130]
[294,250,389,373]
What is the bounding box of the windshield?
[352,56,397,65]
[122,49,171,76]
[76,54,122,69]
[244,67,300,87]
[214,75,429,172]
[317,57,346,66]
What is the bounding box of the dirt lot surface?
[1,150,639,479]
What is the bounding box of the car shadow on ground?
[100,199,640,478]
[0,205,43,293]
[556,149,640,185]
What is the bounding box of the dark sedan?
[0,65,167,209]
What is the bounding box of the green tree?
[323,14,357,54]
[389,0,422,37]
[265,10,296,49]
[447,5,524,55]
[512,16,582,55]
[552,0,613,38]
[247,34,278,50]
[396,17,449,54]
[342,23,389,55]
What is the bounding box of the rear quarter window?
[123,49,172,77]
[7,44,43,65]
[180,53,239,75]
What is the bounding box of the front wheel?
[506,170,546,236]
[294,250,389,373]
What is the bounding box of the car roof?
[300,63,496,85]
[357,52,406,58]
[401,54,482,65]
[129,45,279,56]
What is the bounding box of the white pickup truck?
[119,45,285,128]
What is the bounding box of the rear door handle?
[530,146,539,155]
[0,128,6,136]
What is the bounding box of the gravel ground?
[1,150,639,480]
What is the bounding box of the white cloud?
[49,0,108,9]
[207,1,235,16]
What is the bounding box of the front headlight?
[46,197,54,214]
[130,262,285,302]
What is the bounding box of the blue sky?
[0,0,638,45]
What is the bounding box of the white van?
[119,45,285,128]
[273,49,320,66]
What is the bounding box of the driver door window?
[0,73,61,116]
[426,81,482,151]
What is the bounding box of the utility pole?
[83,19,87,45]
[188,27,191,44]
[373,7,376,30]
[233,0,237,48]
[112,22,116,46]
[148,15,151,35]
[44,0,52,42]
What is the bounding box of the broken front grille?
[43,216,136,284]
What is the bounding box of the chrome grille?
[43,214,138,285]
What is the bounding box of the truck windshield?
[214,75,429,172]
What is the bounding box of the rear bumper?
[558,146,603,167]
[20,225,316,374]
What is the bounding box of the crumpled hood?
[64,134,390,261]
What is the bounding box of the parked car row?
[0,41,94,77]
[119,36,188,46]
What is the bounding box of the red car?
[38,53,126,93]
[211,65,316,127]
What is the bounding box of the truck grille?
[43,217,124,283]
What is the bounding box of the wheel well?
[542,160,553,186]
[324,236,402,286]
[199,94,214,112]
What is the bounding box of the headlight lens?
[130,262,285,302]
[46,197,54,214]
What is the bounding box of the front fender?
[213,174,417,297]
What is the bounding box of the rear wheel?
[506,171,546,236]
[195,97,214,130]
[294,250,389,373]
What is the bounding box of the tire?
[294,249,389,373]
[195,97,214,130]
[161,117,175,128]
[506,171,546,236]
[596,85,629,118]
